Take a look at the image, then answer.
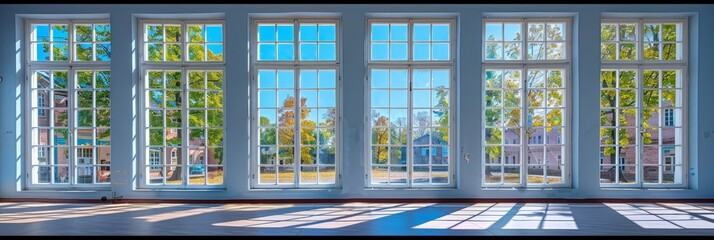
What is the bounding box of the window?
[600,19,686,187]
[483,18,570,187]
[27,20,111,187]
[664,108,674,126]
[664,150,675,172]
[140,20,225,188]
[38,93,46,116]
[149,150,161,170]
[484,20,567,61]
[368,18,454,187]
[252,18,340,188]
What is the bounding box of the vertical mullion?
[162,71,167,185]
[405,68,412,187]
[294,67,300,188]
[521,67,528,187]
[612,69,616,185]
[273,69,278,185]
[182,68,189,188]
[204,70,209,185]
[428,69,433,184]
[294,20,299,64]
[387,23,392,61]
[612,22,620,60]
[68,68,75,186]
[92,70,98,184]
[658,70,663,184]
[92,24,97,62]
[658,24,664,61]
[636,67,643,187]
[522,20,527,62]
[162,24,167,62]
[49,24,54,61]
[314,69,320,184]
[500,23,505,60]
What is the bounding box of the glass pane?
[318,24,336,41]
[619,43,636,60]
[258,24,276,42]
[165,25,181,42]
[166,43,181,61]
[53,43,69,61]
[92,24,110,42]
[187,25,204,43]
[528,23,545,41]
[75,43,93,61]
[601,43,616,60]
[485,23,502,41]
[547,23,564,41]
[188,43,205,61]
[527,43,544,60]
[390,43,407,60]
[619,24,637,41]
[485,42,502,60]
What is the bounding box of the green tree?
[600,70,674,170]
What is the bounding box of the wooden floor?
[1,202,713,235]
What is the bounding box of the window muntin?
[599,69,684,186]
[369,68,451,186]
[143,22,224,62]
[143,69,224,187]
[256,20,338,62]
[139,20,225,189]
[74,24,111,61]
[31,23,69,62]
[482,18,570,188]
[299,23,337,61]
[601,20,684,62]
[29,69,112,186]
[413,23,450,61]
[26,20,111,188]
[484,19,568,61]
[483,68,567,187]
[600,19,687,188]
[601,21,638,61]
[369,19,453,62]
[256,69,337,186]
[367,18,454,188]
[252,18,340,189]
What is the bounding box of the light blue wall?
[0,4,712,200]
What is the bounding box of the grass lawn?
[166,174,224,185]
[259,170,337,183]
[485,173,563,184]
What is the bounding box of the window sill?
[22,188,111,193]
[365,187,457,191]
[249,188,342,192]
[481,187,572,190]
[134,188,227,192]
[600,187,688,190]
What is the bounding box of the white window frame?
[365,18,456,188]
[24,19,111,189]
[481,18,572,188]
[137,19,226,189]
[600,18,688,188]
[250,17,342,189]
